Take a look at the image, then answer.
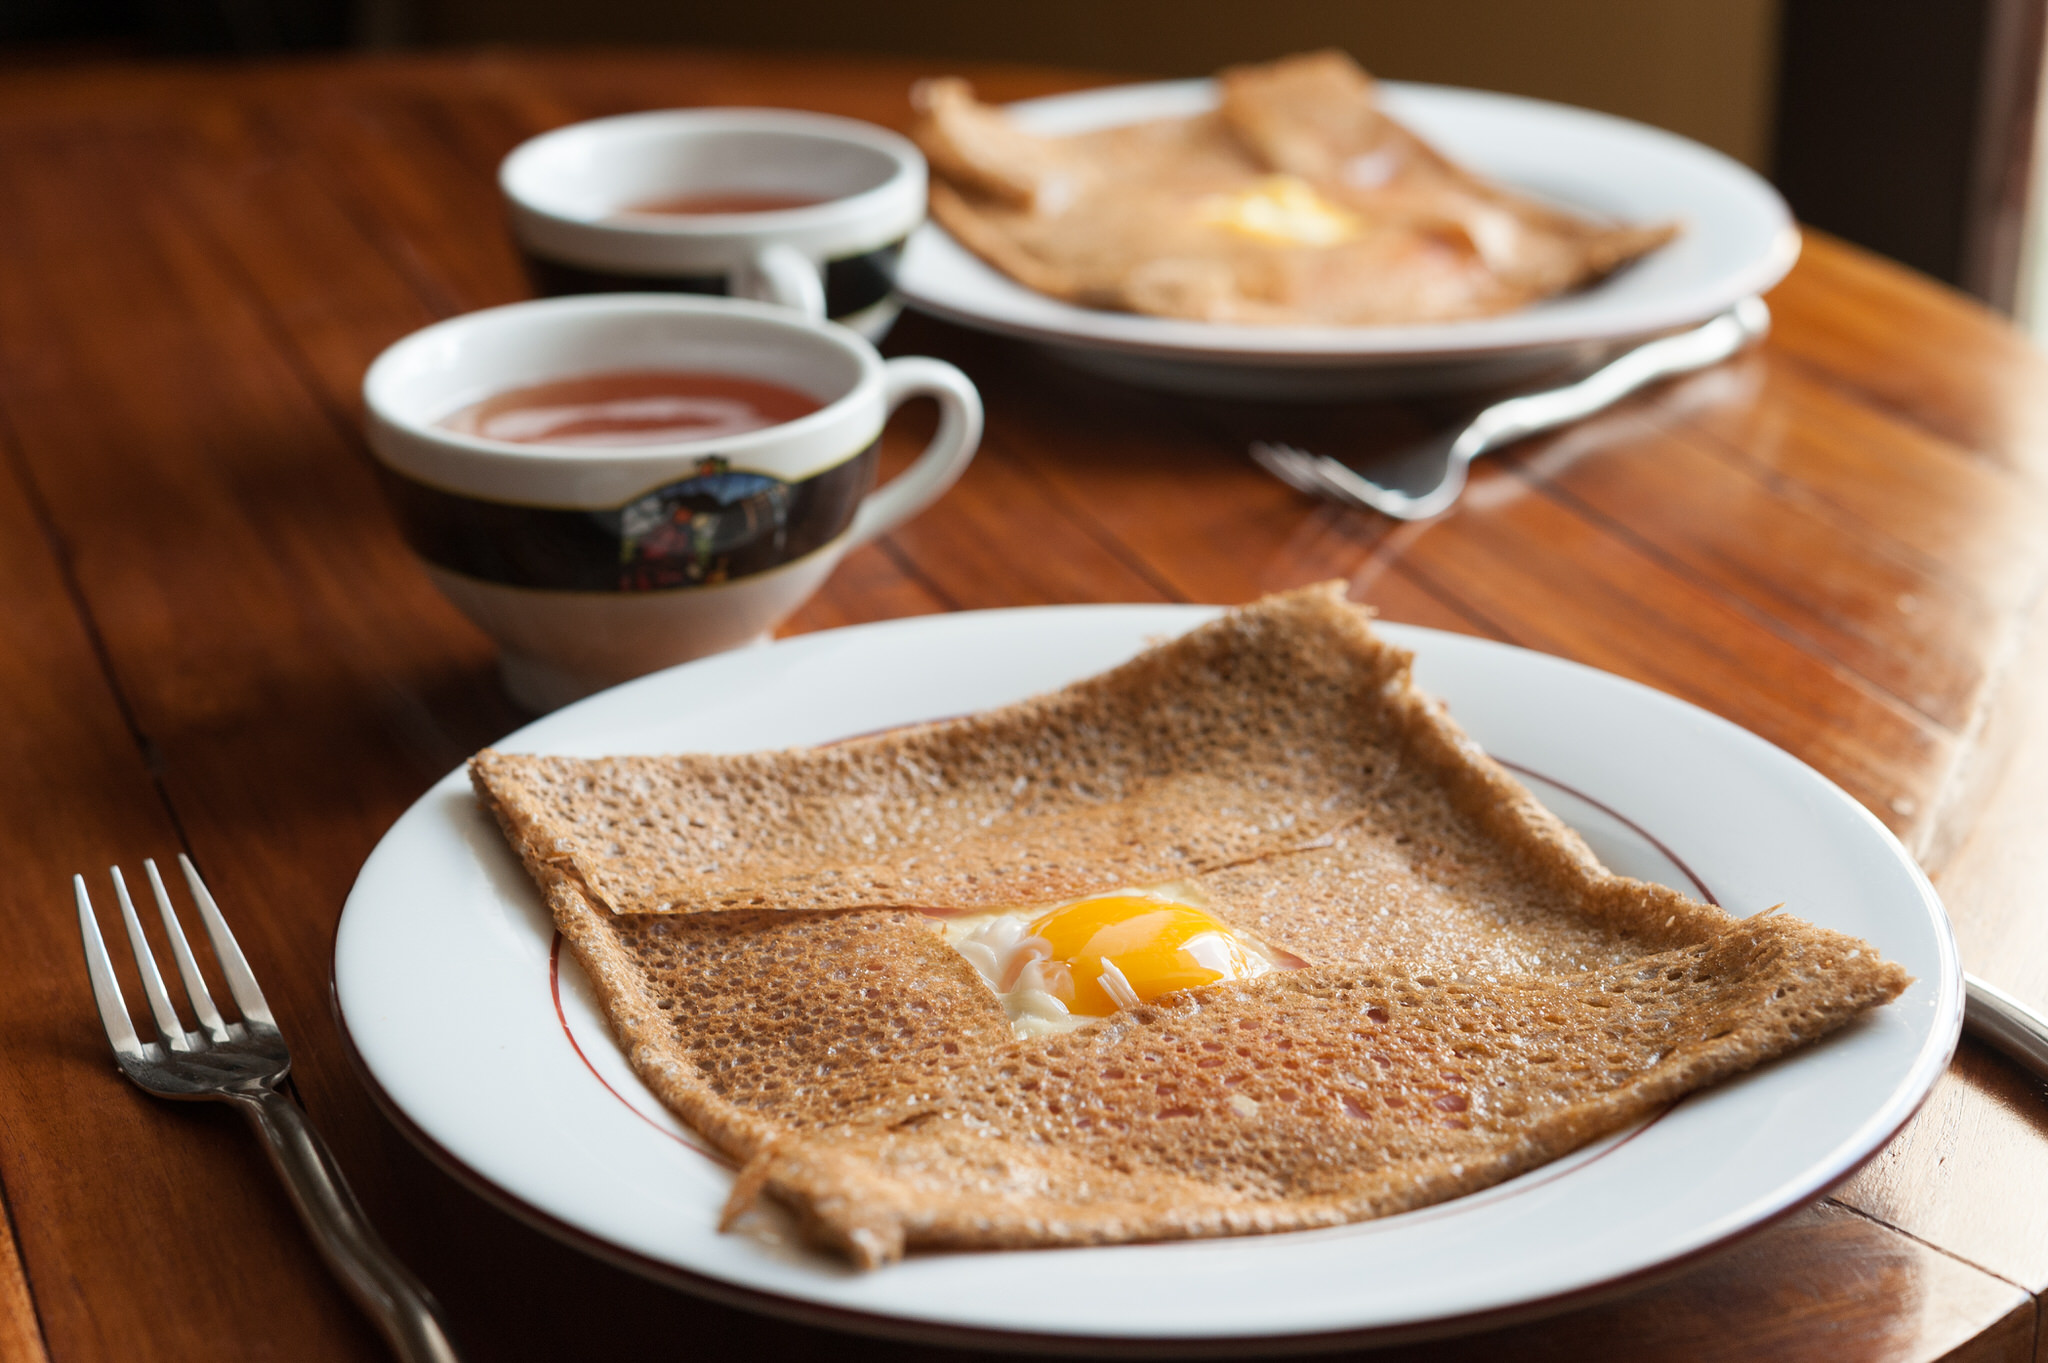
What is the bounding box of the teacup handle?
[733,241,827,318]
[847,358,984,549]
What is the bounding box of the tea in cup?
[500,110,925,341]
[362,293,980,710]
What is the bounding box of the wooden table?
[4,47,2047,1363]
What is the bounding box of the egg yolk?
[1026,895,1258,1017]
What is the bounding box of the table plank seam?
[1826,1196,2043,1310]
[1829,1190,2044,1349]
[1511,459,1960,742]
[1915,570,2048,870]
[289,74,562,319]
[870,534,967,613]
[0,361,172,1363]
[1767,344,2047,492]
[0,398,193,852]
[1675,399,2047,599]
[994,382,1339,606]
[1359,547,1538,644]
[0,1144,54,1363]
[1357,449,1959,794]
[134,123,394,471]
[254,104,471,325]
[992,433,1195,604]
[1152,389,1539,633]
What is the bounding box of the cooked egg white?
[1198,175,1361,247]
[939,885,1285,1038]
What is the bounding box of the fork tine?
[1298,455,1372,503]
[145,859,232,1043]
[109,867,191,1050]
[1248,442,1325,497]
[1264,444,1341,498]
[1284,450,1347,496]
[1265,445,1360,505]
[177,855,276,1029]
[1252,441,1424,518]
[75,875,148,1060]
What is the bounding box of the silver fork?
[1251,296,1772,520]
[76,857,461,1363]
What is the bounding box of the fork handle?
[1965,972,2048,1081]
[1464,297,1772,457]
[238,1090,463,1362]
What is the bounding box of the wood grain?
[0,98,475,1363]
[1387,1202,2034,1363]
[0,1196,49,1363]
[1766,236,2048,481]
[1832,554,2048,1301]
[0,50,2044,1363]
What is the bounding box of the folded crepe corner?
[473,582,1909,1267]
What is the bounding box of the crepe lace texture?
[472,583,1909,1267]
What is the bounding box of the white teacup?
[362,294,981,711]
[501,109,925,342]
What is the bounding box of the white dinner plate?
[335,607,1957,1352]
[896,80,1800,398]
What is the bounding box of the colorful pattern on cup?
[377,445,878,594]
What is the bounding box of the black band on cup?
[524,239,906,321]
[379,442,879,592]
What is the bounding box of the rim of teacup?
[362,293,889,509]
[501,108,926,273]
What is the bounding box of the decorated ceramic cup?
[362,294,981,711]
[500,109,925,342]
